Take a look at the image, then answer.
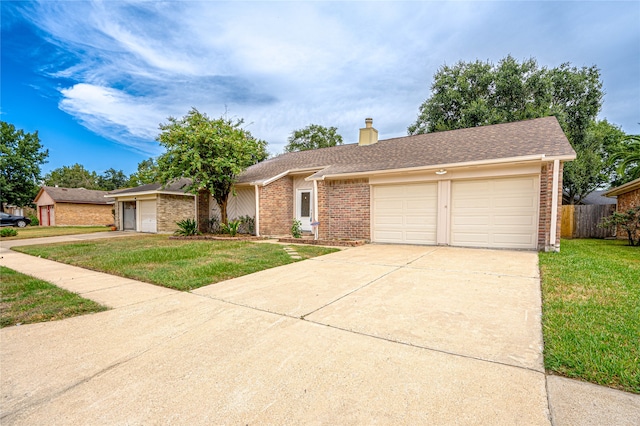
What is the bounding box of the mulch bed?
[169,234,266,241]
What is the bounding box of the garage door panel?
[494,214,536,226]
[452,177,538,249]
[139,200,157,233]
[373,183,437,245]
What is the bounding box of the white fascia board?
[308,154,548,181]
[252,167,326,186]
[110,190,195,198]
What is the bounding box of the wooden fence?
[561,204,616,239]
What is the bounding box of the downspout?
[254,185,260,237]
[549,159,560,252]
[313,179,319,240]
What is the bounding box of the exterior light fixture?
[435,169,447,175]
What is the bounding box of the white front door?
[296,190,313,232]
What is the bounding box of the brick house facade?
[34,187,114,227]
[237,117,575,251]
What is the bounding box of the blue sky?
[2,1,639,177]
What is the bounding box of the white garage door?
[139,200,157,233]
[372,183,437,244]
[451,177,538,249]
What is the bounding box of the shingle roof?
[108,178,193,196]
[237,116,575,184]
[38,187,114,204]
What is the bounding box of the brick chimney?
[358,118,378,146]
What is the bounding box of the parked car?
[0,212,31,227]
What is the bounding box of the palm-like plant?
[610,135,640,184]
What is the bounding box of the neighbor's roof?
[603,177,640,197]
[108,178,194,197]
[237,116,576,185]
[35,186,114,204]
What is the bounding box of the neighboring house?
[228,116,575,251]
[108,179,195,233]
[34,186,115,226]
[604,177,640,240]
[562,189,617,206]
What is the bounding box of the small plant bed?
[170,234,265,241]
[0,266,108,328]
[0,226,111,241]
[15,235,339,291]
[278,236,367,247]
[539,238,639,394]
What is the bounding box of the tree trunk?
[218,196,229,225]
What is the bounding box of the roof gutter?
[106,190,196,198]
[308,153,573,181]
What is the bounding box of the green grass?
[0,266,108,328]
[15,235,339,291]
[0,226,111,240]
[539,239,639,393]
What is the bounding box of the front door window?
[297,190,312,231]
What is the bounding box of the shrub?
[236,215,255,235]
[28,214,39,226]
[1,228,18,237]
[291,218,302,238]
[221,220,241,237]
[208,215,222,234]
[174,218,201,236]
[600,206,640,246]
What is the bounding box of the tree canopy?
[43,163,129,191]
[156,108,268,225]
[127,158,159,187]
[609,135,640,186]
[44,163,99,189]
[284,124,343,152]
[0,121,49,209]
[407,55,615,204]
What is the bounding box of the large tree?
[97,168,129,191]
[284,124,343,152]
[0,121,49,210]
[408,55,606,203]
[127,158,158,187]
[44,163,100,189]
[156,108,268,225]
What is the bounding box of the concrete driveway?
[2,243,548,424]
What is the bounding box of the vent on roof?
[358,118,378,146]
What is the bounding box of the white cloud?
[16,0,640,158]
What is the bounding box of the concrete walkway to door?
[1,235,638,424]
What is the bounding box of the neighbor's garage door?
[138,200,157,233]
[451,176,538,249]
[372,183,437,244]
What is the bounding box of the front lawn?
[0,266,108,328]
[15,235,339,291]
[0,226,111,240]
[539,239,639,393]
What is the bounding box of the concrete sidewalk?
[1,232,174,308]
[1,233,638,425]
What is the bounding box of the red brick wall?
[538,161,564,251]
[259,176,293,236]
[320,178,370,240]
[615,187,640,240]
